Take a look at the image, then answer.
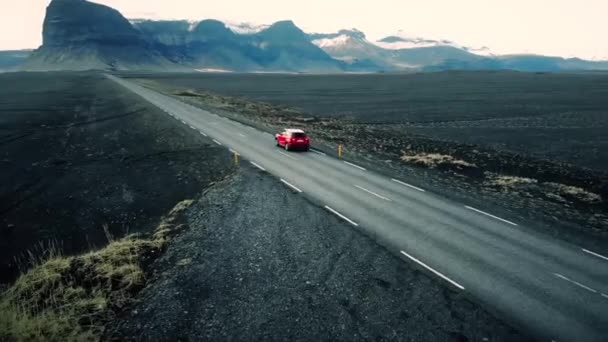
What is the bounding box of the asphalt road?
[108,74,608,342]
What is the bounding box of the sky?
[1,0,607,60]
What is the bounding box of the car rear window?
[291,132,306,138]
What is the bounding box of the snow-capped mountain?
[18,0,608,72]
[375,36,459,50]
[225,21,270,35]
[307,29,395,69]
[374,31,496,57]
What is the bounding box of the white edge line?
[229,149,240,155]
[249,161,266,171]
[199,131,207,137]
[280,179,303,193]
[601,293,608,300]
[465,206,518,226]
[189,125,196,130]
[391,178,425,192]
[278,151,297,160]
[212,139,222,146]
[311,149,326,156]
[553,273,597,293]
[343,161,366,171]
[324,206,358,226]
[582,249,608,262]
[354,184,391,201]
[401,251,465,290]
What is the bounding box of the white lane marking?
[553,273,597,293]
[602,293,608,300]
[238,133,246,137]
[354,185,391,201]
[343,161,366,171]
[464,206,518,226]
[280,179,303,193]
[278,151,297,160]
[324,206,359,226]
[199,131,207,137]
[391,178,426,192]
[212,139,222,146]
[229,149,240,155]
[250,161,266,171]
[311,149,326,156]
[189,125,196,130]
[400,251,465,290]
[582,249,608,262]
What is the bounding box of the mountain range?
[12,0,608,73]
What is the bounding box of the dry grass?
[486,175,538,188]
[401,152,476,169]
[545,183,602,204]
[0,199,194,342]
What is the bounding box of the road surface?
[108,74,608,342]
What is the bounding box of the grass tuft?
[401,152,478,175]
[0,199,194,341]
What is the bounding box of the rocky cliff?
[22,0,177,71]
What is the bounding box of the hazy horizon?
[1,0,607,60]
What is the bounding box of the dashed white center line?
[464,206,518,226]
[180,120,186,125]
[249,161,266,171]
[199,131,207,137]
[391,178,426,192]
[311,149,326,156]
[238,133,246,137]
[354,185,391,201]
[324,206,359,226]
[280,179,303,193]
[278,151,297,160]
[602,293,608,300]
[189,125,196,130]
[582,249,608,262]
[553,273,597,293]
[212,139,222,146]
[400,251,465,290]
[343,161,366,171]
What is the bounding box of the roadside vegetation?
[0,200,193,341]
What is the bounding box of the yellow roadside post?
[233,151,239,165]
[338,144,343,158]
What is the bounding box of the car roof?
[285,128,305,133]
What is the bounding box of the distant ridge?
[15,0,608,72]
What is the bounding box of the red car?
[275,129,310,151]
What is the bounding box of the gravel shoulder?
[111,166,529,341]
